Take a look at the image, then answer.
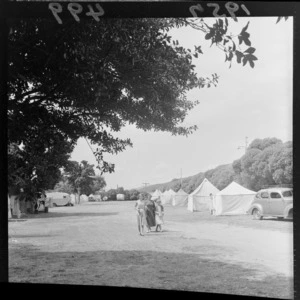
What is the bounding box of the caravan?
[46,192,73,207]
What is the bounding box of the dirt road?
[9,201,293,298]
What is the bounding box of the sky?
[71,17,293,190]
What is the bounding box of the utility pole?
[237,136,248,154]
[180,168,182,189]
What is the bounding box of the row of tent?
[70,194,102,202]
[150,178,256,216]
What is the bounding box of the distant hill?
[138,163,237,194]
[137,138,293,194]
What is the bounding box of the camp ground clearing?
[8,200,293,299]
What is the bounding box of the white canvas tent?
[187,178,220,212]
[80,194,89,202]
[161,189,176,205]
[70,194,76,205]
[213,181,256,215]
[116,194,125,200]
[172,188,188,206]
[151,189,162,199]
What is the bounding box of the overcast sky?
[71,17,293,190]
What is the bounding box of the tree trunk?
[8,194,12,219]
[10,195,21,218]
[16,197,21,218]
[78,188,81,204]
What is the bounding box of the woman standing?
[144,194,156,233]
[135,193,147,236]
[155,199,164,232]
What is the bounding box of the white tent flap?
[173,188,188,206]
[214,181,256,216]
[161,189,176,205]
[187,178,220,212]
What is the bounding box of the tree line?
[140,137,293,194]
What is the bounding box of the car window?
[261,192,269,198]
[255,193,261,199]
[282,190,293,197]
[270,192,281,199]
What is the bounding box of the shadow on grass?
[9,245,293,299]
[261,218,293,223]
[18,212,119,219]
[11,235,54,238]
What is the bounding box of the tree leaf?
[232,42,236,52]
[244,38,251,46]
[249,60,255,68]
[225,18,228,27]
[205,32,212,40]
[238,35,243,45]
[218,19,224,28]
[235,51,243,64]
[248,54,258,61]
[244,47,255,54]
[241,21,250,33]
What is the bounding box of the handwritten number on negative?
[68,3,83,22]
[86,4,105,21]
[207,3,226,18]
[189,2,251,20]
[49,3,63,24]
[49,2,105,24]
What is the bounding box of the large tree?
[232,138,292,191]
[8,17,259,195]
[63,160,106,203]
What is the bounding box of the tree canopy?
[232,138,292,190]
[140,137,292,193]
[63,160,106,201]
[8,17,260,196]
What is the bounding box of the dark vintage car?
[247,188,293,220]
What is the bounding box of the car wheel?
[252,208,263,220]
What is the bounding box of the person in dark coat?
[144,194,156,232]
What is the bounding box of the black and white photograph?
[4,1,297,299]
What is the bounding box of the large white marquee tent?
[187,178,220,212]
[213,181,256,216]
[161,189,176,205]
[172,188,188,206]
